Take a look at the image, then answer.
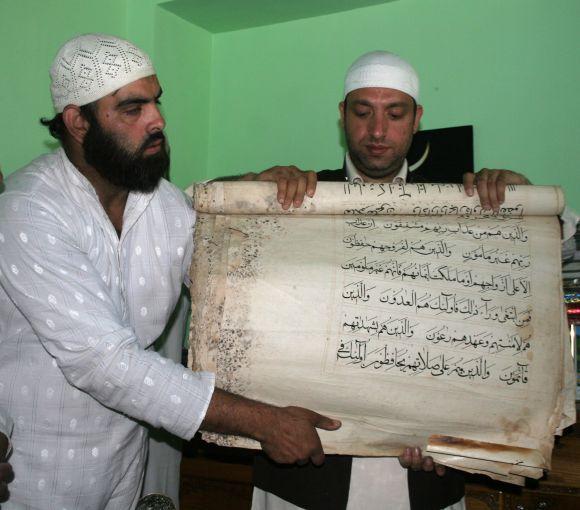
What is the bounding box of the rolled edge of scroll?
[426,434,548,469]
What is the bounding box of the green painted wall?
[206,0,580,209]
[0,0,128,175]
[153,8,212,190]
[126,0,214,189]
[2,0,578,210]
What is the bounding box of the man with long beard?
[0,34,340,509]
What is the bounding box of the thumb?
[314,413,342,431]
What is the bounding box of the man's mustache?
[140,131,166,152]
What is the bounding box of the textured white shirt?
[0,149,214,509]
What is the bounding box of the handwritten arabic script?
[191,181,571,479]
[335,196,533,387]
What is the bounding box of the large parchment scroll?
[188,181,576,484]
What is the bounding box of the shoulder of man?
[0,152,75,226]
[0,152,62,198]
[157,178,194,208]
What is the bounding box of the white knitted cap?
[50,33,156,113]
[344,51,419,102]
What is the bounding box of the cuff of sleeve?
[179,371,216,441]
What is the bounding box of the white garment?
[0,149,214,509]
[141,291,191,506]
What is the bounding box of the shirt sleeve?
[0,193,214,441]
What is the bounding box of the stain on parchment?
[499,416,531,443]
[215,217,285,394]
[429,434,533,455]
[200,216,286,449]
[227,217,283,281]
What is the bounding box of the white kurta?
[141,290,191,506]
[0,149,214,509]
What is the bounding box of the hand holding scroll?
[399,447,446,476]
[464,169,531,212]
[259,406,342,465]
[201,388,340,465]
[245,165,317,209]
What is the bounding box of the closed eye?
[354,109,370,118]
[124,107,142,116]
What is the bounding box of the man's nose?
[369,114,386,139]
[148,104,166,133]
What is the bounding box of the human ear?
[62,105,91,145]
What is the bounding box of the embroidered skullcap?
[50,33,156,113]
[344,50,419,102]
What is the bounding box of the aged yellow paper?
[189,182,574,484]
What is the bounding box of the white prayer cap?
[50,33,156,113]
[344,51,419,103]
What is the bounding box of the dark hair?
[40,103,97,141]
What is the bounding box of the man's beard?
[83,120,169,193]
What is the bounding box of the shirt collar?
[345,152,408,184]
